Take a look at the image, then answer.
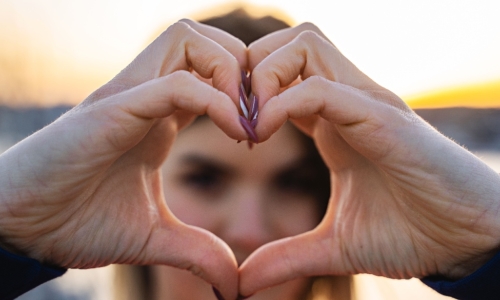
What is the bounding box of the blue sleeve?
[422,251,500,300]
[0,247,66,300]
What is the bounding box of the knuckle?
[295,23,336,49]
[178,18,195,25]
[164,20,191,38]
[296,30,323,45]
[214,53,238,68]
[168,70,194,84]
[304,75,330,89]
[294,30,339,59]
[253,63,278,83]
[297,22,321,33]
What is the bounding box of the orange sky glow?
[406,80,500,109]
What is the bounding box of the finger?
[239,227,342,297]
[179,19,247,68]
[147,20,244,103]
[258,75,413,171]
[255,76,372,142]
[145,219,238,300]
[88,21,245,105]
[248,22,331,70]
[80,71,247,155]
[180,24,244,103]
[126,72,246,138]
[250,28,379,108]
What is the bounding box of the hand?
[0,19,248,300]
[239,23,500,297]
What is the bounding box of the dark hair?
[199,8,290,46]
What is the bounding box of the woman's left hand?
[239,23,500,297]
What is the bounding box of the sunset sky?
[1,0,499,107]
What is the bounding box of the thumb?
[145,220,238,300]
[239,227,344,297]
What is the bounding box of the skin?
[153,118,318,300]
[0,19,499,300]
[239,23,500,297]
[0,19,248,300]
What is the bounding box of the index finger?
[88,20,247,106]
[250,25,380,107]
[179,19,247,67]
[248,22,331,70]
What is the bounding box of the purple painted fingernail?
[239,85,249,119]
[212,286,225,300]
[249,94,259,121]
[239,115,258,143]
[248,92,254,116]
[243,84,251,109]
[250,118,258,128]
[239,83,248,104]
[240,96,249,119]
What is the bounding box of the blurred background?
[1,0,499,299]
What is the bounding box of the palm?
[0,20,248,300]
[241,91,500,297]
[312,109,500,279]
[0,106,180,268]
[230,22,500,298]
[59,117,178,268]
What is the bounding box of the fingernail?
[249,94,259,121]
[239,115,258,143]
[239,85,249,119]
[250,118,258,128]
[212,286,225,300]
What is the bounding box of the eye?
[181,170,220,190]
[274,169,315,195]
[177,165,229,198]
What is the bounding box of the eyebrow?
[178,154,235,175]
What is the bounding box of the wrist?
[422,250,500,300]
[444,248,500,280]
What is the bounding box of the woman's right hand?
[0,19,247,300]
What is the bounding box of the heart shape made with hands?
[2,19,499,300]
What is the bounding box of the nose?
[222,187,272,264]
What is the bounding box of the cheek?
[163,183,220,231]
[269,197,320,237]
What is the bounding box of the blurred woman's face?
[154,118,322,300]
